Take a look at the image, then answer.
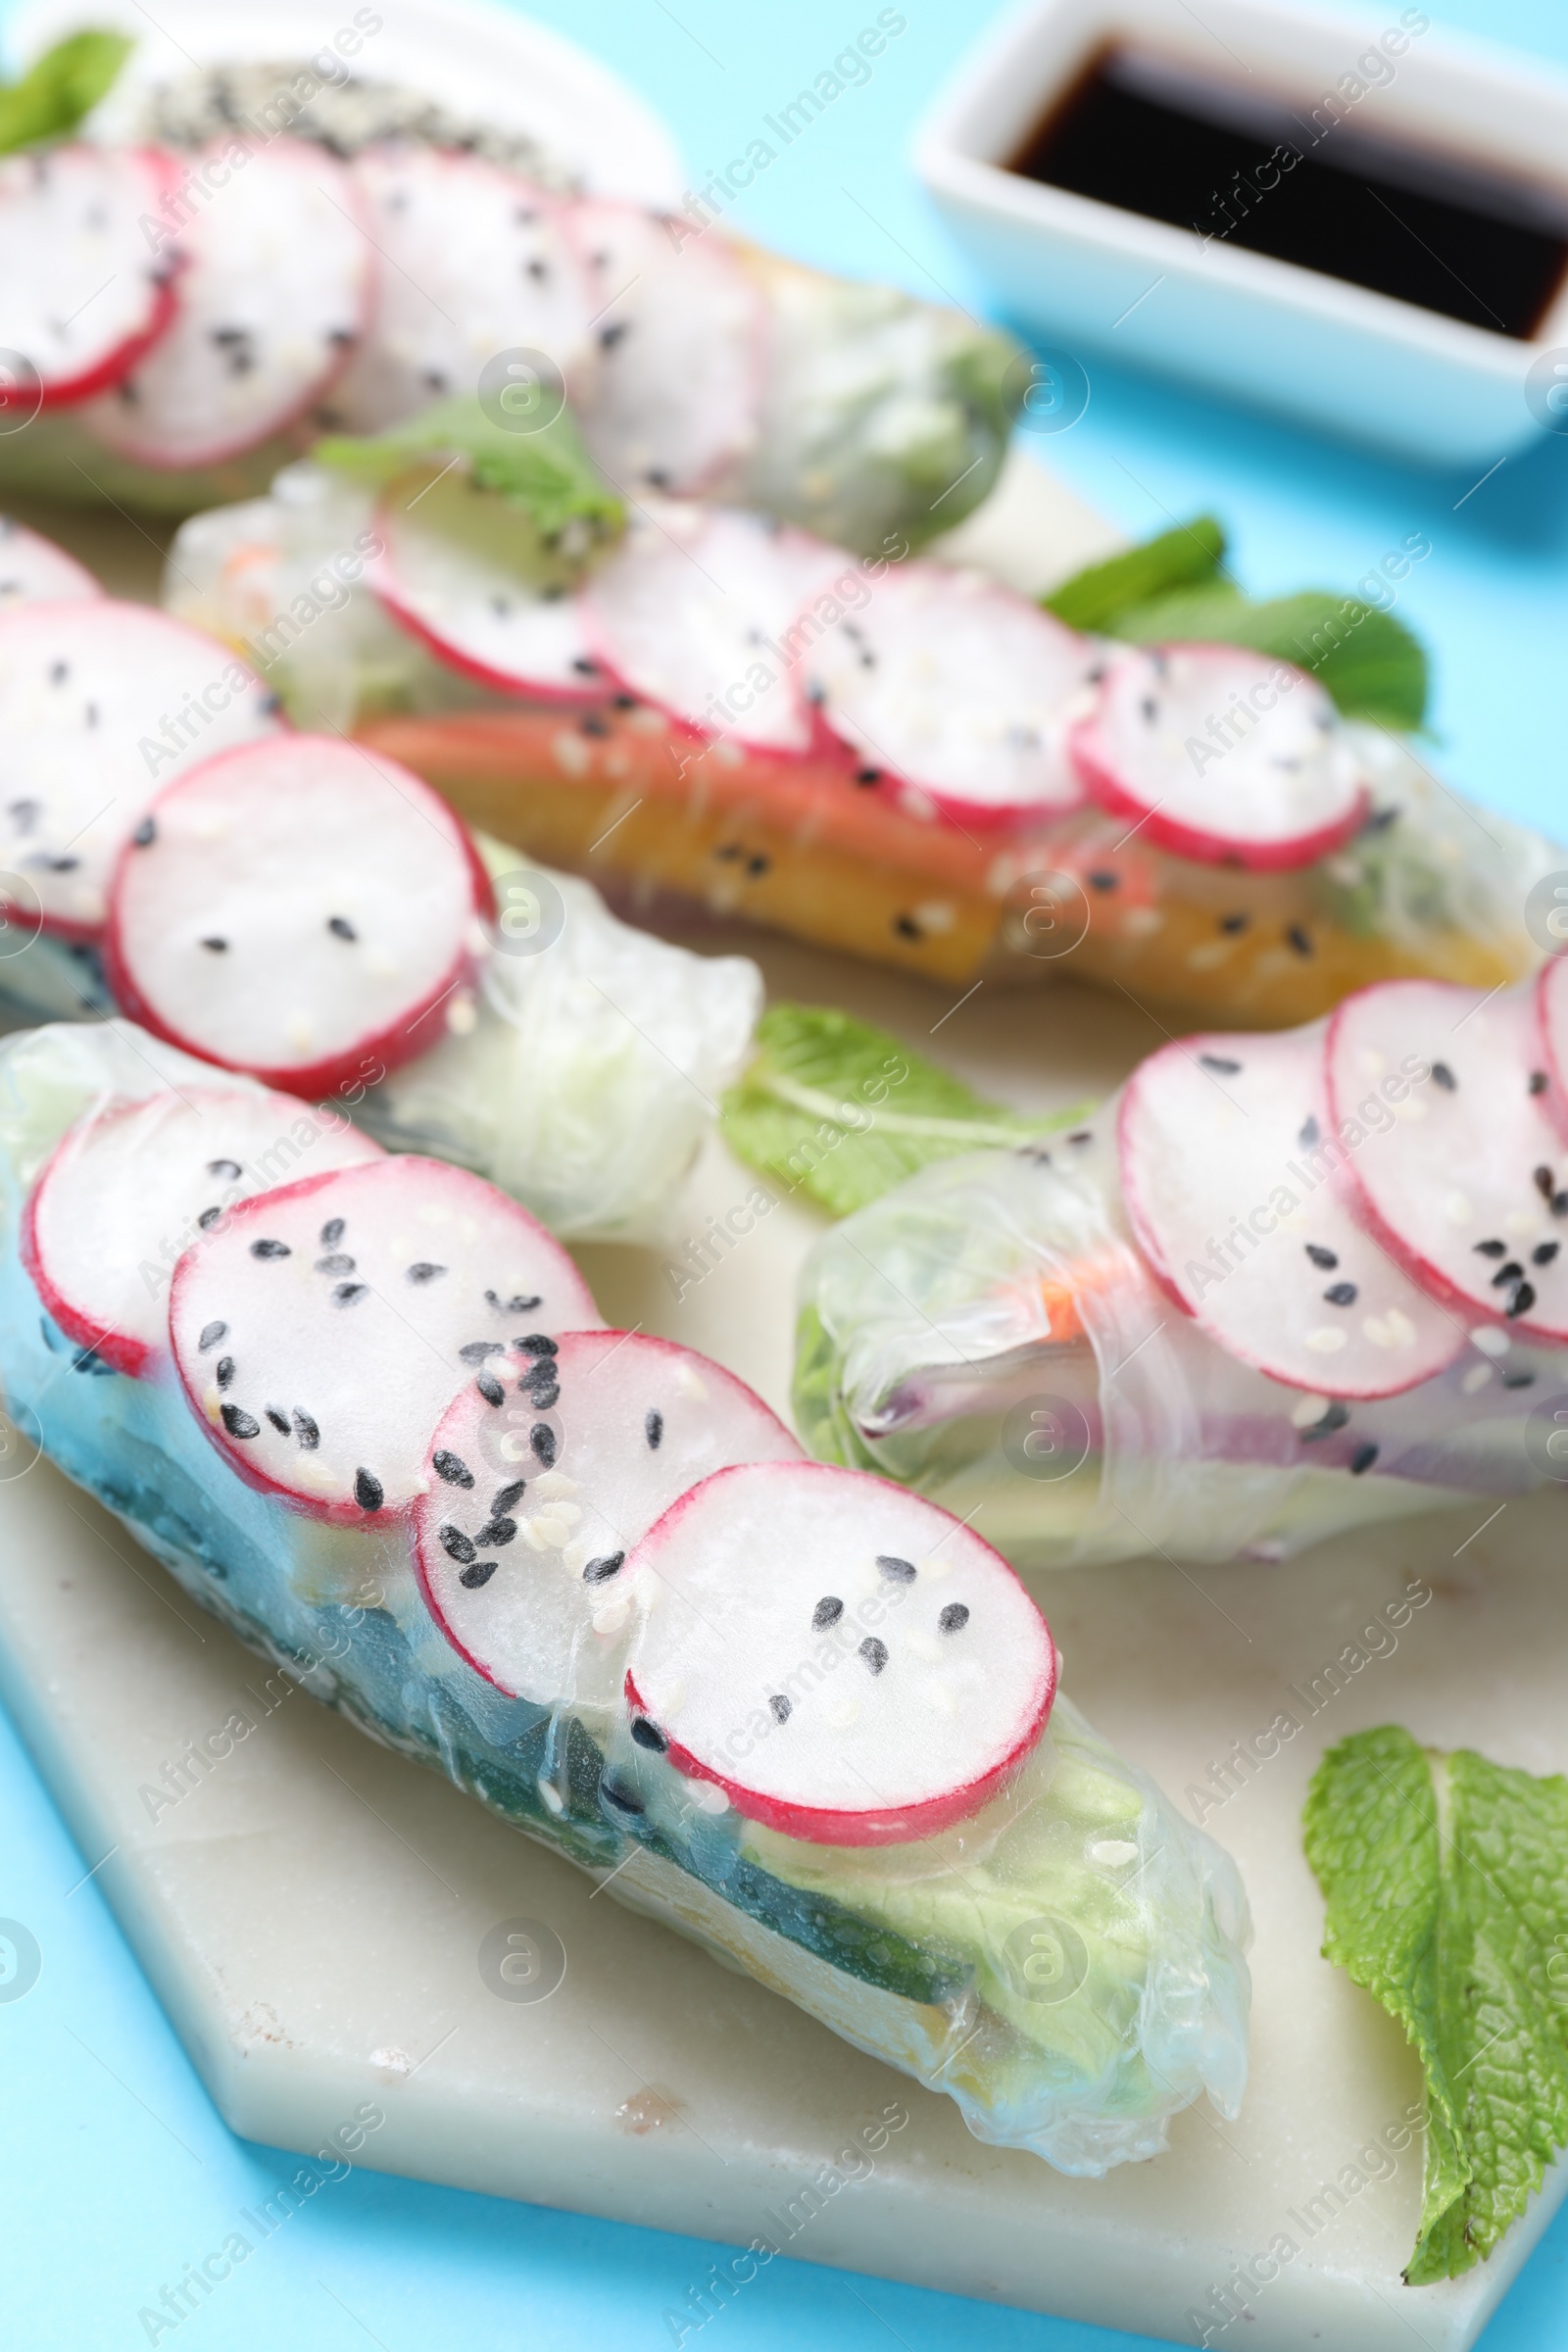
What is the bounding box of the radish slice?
[416,1329,803,1702]
[1540,956,1568,1126]
[77,139,371,470]
[170,1154,600,1524]
[1118,1025,1463,1397]
[798,562,1096,827]
[0,600,283,940]
[1069,643,1370,870]
[0,145,179,407]
[0,519,101,606]
[105,734,491,1098]
[369,468,602,700]
[623,1459,1057,1846]
[1326,979,1568,1342]
[584,504,846,755]
[568,201,762,496]
[22,1087,383,1377]
[325,148,595,433]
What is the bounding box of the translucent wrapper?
[0,838,758,1246]
[167,469,1559,1022]
[794,1125,1567,1574]
[0,1019,1250,2174]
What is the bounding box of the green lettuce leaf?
[1304,1725,1568,2282]
[315,396,622,576]
[721,1003,1090,1218]
[1044,517,1429,728]
[0,30,131,154]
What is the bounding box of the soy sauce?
[1009,47,1568,340]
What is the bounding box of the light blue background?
[6,3,1568,2347]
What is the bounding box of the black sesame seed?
[265,1407,290,1435]
[583,1550,624,1583]
[477,1372,506,1407]
[1534,1242,1560,1266]
[1219,911,1250,934]
[1507,1283,1537,1319]
[769,1693,792,1725]
[854,766,881,786]
[327,915,357,941]
[1298,1115,1320,1149]
[1493,1261,1525,1288]
[812,1596,844,1631]
[938,1603,970,1634]
[1501,1370,1537,1389]
[602,1781,644,1814]
[492,1480,526,1514]
[1068,1130,1094,1146]
[198,1319,227,1351]
[1305,1244,1339,1269]
[859,1637,889,1675]
[293,1408,319,1450]
[645,1407,663,1449]
[459,1561,497,1591]
[1298,1401,1350,1443]
[1285,925,1313,957]
[746,852,770,877]
[250,1239,290,1259]
[407,1261,446,1283]
[474,1516,516,1548]
[570,657,599,676]
[433,1448,473,1488]
[1530,1071,1549,1096]
[1140,695,1157,721]
[131,815,156,847]
[460,1340,506,1364]
[332,1282,368,1306]
[518,1356,557,1394]
[580,712,611,738]
[630,1716,667,1752]
[220,1403,260,1440]
[876,1554,916,1585]
[1474,1239,1507,1258]
[316,1251,355,1274]
[1324,1282,1358,1307]
[514,1333,558,1356]
[440,1524,478,1565]
[527,1379,561,1411]
[893,914,922,942]
[1555,1193,1568,1218]
[215,1355,234,1388]
[1200,1054,1242,1074]
[532,1423,557,1466]
[1349,1443,1379,1476]
[1431,1062,1456,1091]
[1535,1165,1555,1201]
[355,1468,384,1511]
[1088,870,1119,892]
[206,1158,241,1182]
[201,936,228,953]
[320,1218,345,1246]
[49,661,67,684]
[612,693,638,711]
[197,1205,221,1230]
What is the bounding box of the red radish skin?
[1068,644,1369,873]
[103,735,494,1099]
[20,1087,384,1378]
[0,148,184,408]
[170,1156,599,1526]
[622,1460,1058,1847]
[368,563,604,705]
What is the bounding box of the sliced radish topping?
[77,139,371,470]
[1118,1025,1463,1397]
[0,146,178,406]
[1068,643,1370,870]
[369,468,602,700]
[22,1087,383,1377]
[170,1155,600,1523]
[0,518,100,607]
[326,148,594,433]
[1326,980,1568,1342]
[417,1330,803,1702]
[105,735,491,1097]
[1540,957,1568,1127]
[0,600,283,939]
[623,1460,1057,1846]
[568,201,762,496]
[798,562,1096,827]
[583,505,846,755]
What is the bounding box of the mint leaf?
[1304,1726,1568,2282]
[0,29,132,154]
[1110,581,1429,730]
[315,397,623,569]
[721,1003,1089,1218]
[1044,514,1227,633]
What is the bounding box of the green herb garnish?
[721,1002,1089,1219]
[0,30,131,155]
[1046,515,1429,729]
[1305,1724,1568,2282]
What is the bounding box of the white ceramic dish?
[914,0,1568,464]
[5,0,687,210]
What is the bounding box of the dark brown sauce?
[1009,47,1568,340]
